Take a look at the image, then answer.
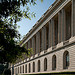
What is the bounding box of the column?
[51,19,54,46]
[72,0,75,36]
[48,20,51,48]
[58,11,61,43]
[61,8,66,42]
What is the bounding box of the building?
[12,0,75,75]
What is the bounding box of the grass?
[22,72,75,75]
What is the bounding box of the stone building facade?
[11,0,75,75]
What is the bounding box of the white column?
[48,20,51,48]
[61,8,66,42]
[58,11,61,43]
[51,19,54,46]
[72,0,75,36]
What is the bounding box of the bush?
[4,69,11,75]
[23,72,75,75]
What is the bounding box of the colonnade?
[25,0,75,57]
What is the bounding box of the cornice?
[20,0,62,46]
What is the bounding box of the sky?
[17,0,55,39]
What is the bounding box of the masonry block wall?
[11,0,75,75]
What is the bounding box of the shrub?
[4,69,11,75]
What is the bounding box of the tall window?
[18,67,19,74]
[29,63,31,73]
[54,15,58,45]
[20,66,21,73]
[23,65,24,73]
[63,51,69,69]
[65,5,71,40]
[46,25,49,49]
[30,39,32,48]
[30,39,32,56]
[40,31,42,52]
[26,42,28,49]
[38,60,40,72]
[34,36,36,54]
[44,58,47,71]
[25,64,27,73]
[52,55,56,70]
[15,68,17,74]
[33,62,35,72]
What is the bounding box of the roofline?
[20,0,62,46]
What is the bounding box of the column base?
[40,51,44,55]
[27,58,29,61]
[30,56,33,60]
[57,42,63,48]
[69,36,75,43]
[48,47,52,52]
[35,53,38,57]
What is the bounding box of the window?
[15,68,17,74]
[38,60,40,72]
[20,66,21,73]
[40,31,42,52]
[52,55,56,70]
[54,15,58,45]
[63,51,69,69]
[44,58,47,71]
[29,63,31,73]
[18,67,19,74]
[33,62,35,72]
[65,5,71,40]
[46,25,49,49]
[34,36,36,54]
[25,64,27,73]
[23,65,24,73]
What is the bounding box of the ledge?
[57,42,63,48]
[69,36,75,43]
[40,51,44,55]
[35,53,38,58]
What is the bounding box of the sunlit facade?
[11,0,75,75]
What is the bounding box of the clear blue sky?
[17,0,55,39]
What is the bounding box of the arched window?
[63,51,69,69]
[29,63,31,73]
[33,62,35,72]
[52,55,56,70]
[38,60,40,72]
[25,64,27,73]
[44,58,47,71]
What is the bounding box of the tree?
[0,0,43,64]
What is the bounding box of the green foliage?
[0,64,4,74]
[0,0,43,64]
[0,0,39,64]
[3,69,11,75]
[22,72,75,75]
